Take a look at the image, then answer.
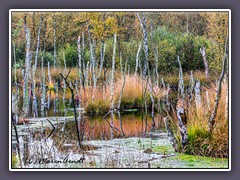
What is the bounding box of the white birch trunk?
[47,61,51,110]
[195,80,201,110]
[166,84,170,112]
[77,36,82,81]
[97,41,106,80]
[176,99,188,149]
[22,16,31,117]
[110,33,117,111]
[177,55,184,98]
[137,12,148,78]
[134,42,142,76]
[200,47,209,79]
[34,14,43,74]
[209,39,228,133]
[32,65,38,117]
[154,46,159,87]
[164,117,178,152]
[53,16,57,69]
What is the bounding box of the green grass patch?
[170,153,228,168]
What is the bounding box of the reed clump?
[184,81,228,158]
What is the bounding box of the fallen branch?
[59,71,82,149]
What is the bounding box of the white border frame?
[9,9,231,171]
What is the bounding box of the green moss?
[171,153,228,168]
[153,145,173,154]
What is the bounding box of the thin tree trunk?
[13,43,17,85]
[194,80,201,110]
[137,12,148,78]
[189,70,195,101]
[110,33,117,111]
[225,75,228,121]
[119,51,123,77]
[154,46,159,87]
[134,42,142,76]
[47,61,52,110]
[88,26,96,90]
[97,41,106,80]
[41,51,46,117]
[53,15,57,69]
[22,16,31,117]
[32,65,38,117]
[34,14,43,74]
[118,59,128,110]
[200,47,209,79]
[60,72,82,149]
[82,32,85,75]
[77,36,82,82]
[166,84,171,112]
[209,38,228,133]
[176,98,188,150]
[177,55,184,98]
[164,117,179,152]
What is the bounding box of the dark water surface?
[12,112,165,168]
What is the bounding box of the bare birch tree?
[53,15,57,69]
[209,37,228,133]
[110,33,117,111]
[134,42,142,76]
[200,47,209,79]
[22,16,31,117]
[194,80,202,110]
[137,12,148,78]
[33,14,43,74]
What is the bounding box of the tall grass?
[184,81,228,158]
[84,74,165,114]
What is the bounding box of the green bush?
[59,44,78,67]
[149,26,215,73]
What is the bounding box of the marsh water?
[12,110,228,168]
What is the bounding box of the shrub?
[59,44,78,67]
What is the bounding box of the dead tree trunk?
[60,72,82,149]
[32,65,38,117]
[209,38,228,133]
[166,84,171,112]
[134,42,142,76]
[53,15,57,69]
[118,59,128,110]
[137,12,148,78]
[97,40,106,80]
[225,75,228,121]
[177,55,184,98]
[164,117,179,152]
[176,55,188,149]
[34,14,43,74]
[200,47,209,79]
[88,26,96,90]
[47,61,52,110]
[77,36,82,83]
[22,16,31,117]
[154,46,159,87]
[194,80,201,110]
[110,33,117,111]
[176,98,188,150]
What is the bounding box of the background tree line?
[11,11,228,75]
